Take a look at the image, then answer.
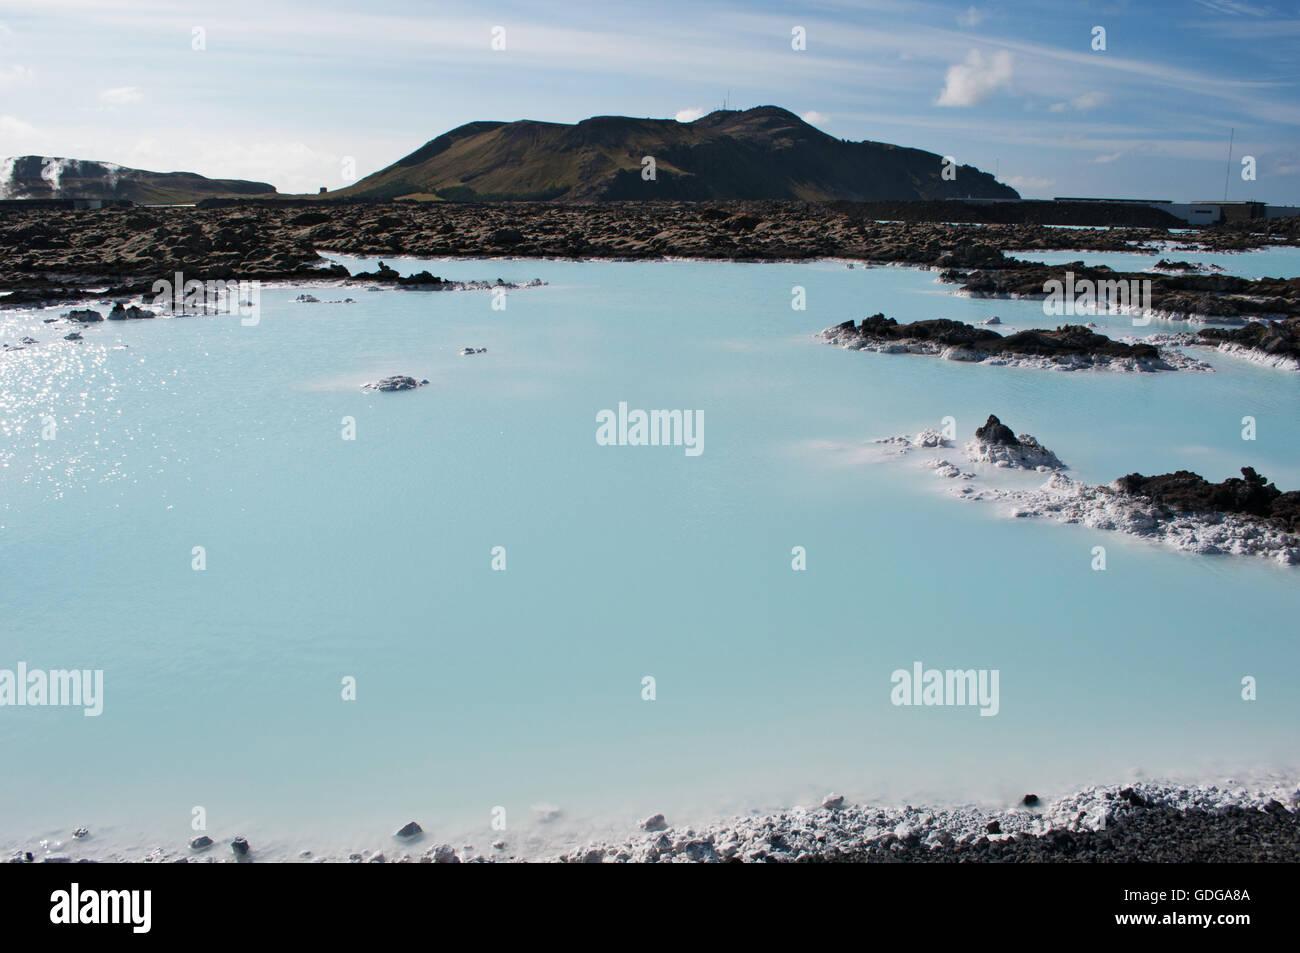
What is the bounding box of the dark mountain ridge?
[336,106,1018,203]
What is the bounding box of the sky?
[1,0,1298,202]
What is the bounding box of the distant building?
[1052,196,1297,225]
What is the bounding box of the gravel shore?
[9,780,1296,863]
[553,781,1300,863]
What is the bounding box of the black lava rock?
[975,414,1019,446]
[1119,787,1149,808]
[1117,466,1300,534]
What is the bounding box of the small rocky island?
[967,414,1065,470]
[363,375,428,392]
[938,259,1300,324]
[821,314,1203,371]
[1197,316,1300,370]
[873,415,1299,564]
[1116,467,1300,536]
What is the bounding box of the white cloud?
[120,135,349,195]
[1005,174,1053,190]
[936,49,1013,107]
[801,110,829,126]
[1094,152,1125,163]
[98,86,142,105]
[0,63,35,89]
[1272,155,1300,176]
[675,108,705,123]
[958,6,984,29]
[0,114,38,140]
[1191,0,1271,15]
[1049,91,1109,113]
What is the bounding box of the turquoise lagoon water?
[1008,244,1300,282]
[1,253,1298,858]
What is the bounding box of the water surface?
[1,253,1296,858]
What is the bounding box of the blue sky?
[1,0,1298,202]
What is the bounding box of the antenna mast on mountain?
[1223,127,1234,202]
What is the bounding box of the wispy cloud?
[3,0,1299,200]
[1191,0,1273,15]
[675,107,705,122]
[98,85,142,105]
[0,113,38,141]
[801,110,829,126]
[1049,91,1109,113]
[0,62,34,89]
[1005,174,1053,189]
[936,49,1013,107]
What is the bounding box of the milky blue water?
[1009,244,1300,281]
[2,252,1298,859]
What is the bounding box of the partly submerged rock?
[364,375,427,392]
[640,813,668,832]
[230,836,250,856]
[189,835,213,851]
[66,308,104,323]
[426,843,459,863]
[974,414,1017,446]
[967,415,1064,471]
[395,821,423,839]
[1116,466,1300,535]
[959,469,1300,565]
[911,428,950,449]
[107,302,155,321]
[532,804,562,823]
[1198,317,1300,368]
[822,314,1191,372]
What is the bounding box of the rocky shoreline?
[939,258,1300,324]
[1197,316,1300,369]
[10,779,1295,863]
[874,420,1300,564]
[2,200,1298,310]
[556,781,1300,863]
[821,314,1210,372]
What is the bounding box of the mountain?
[0,156,277,204]
[334,106,1018,202]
